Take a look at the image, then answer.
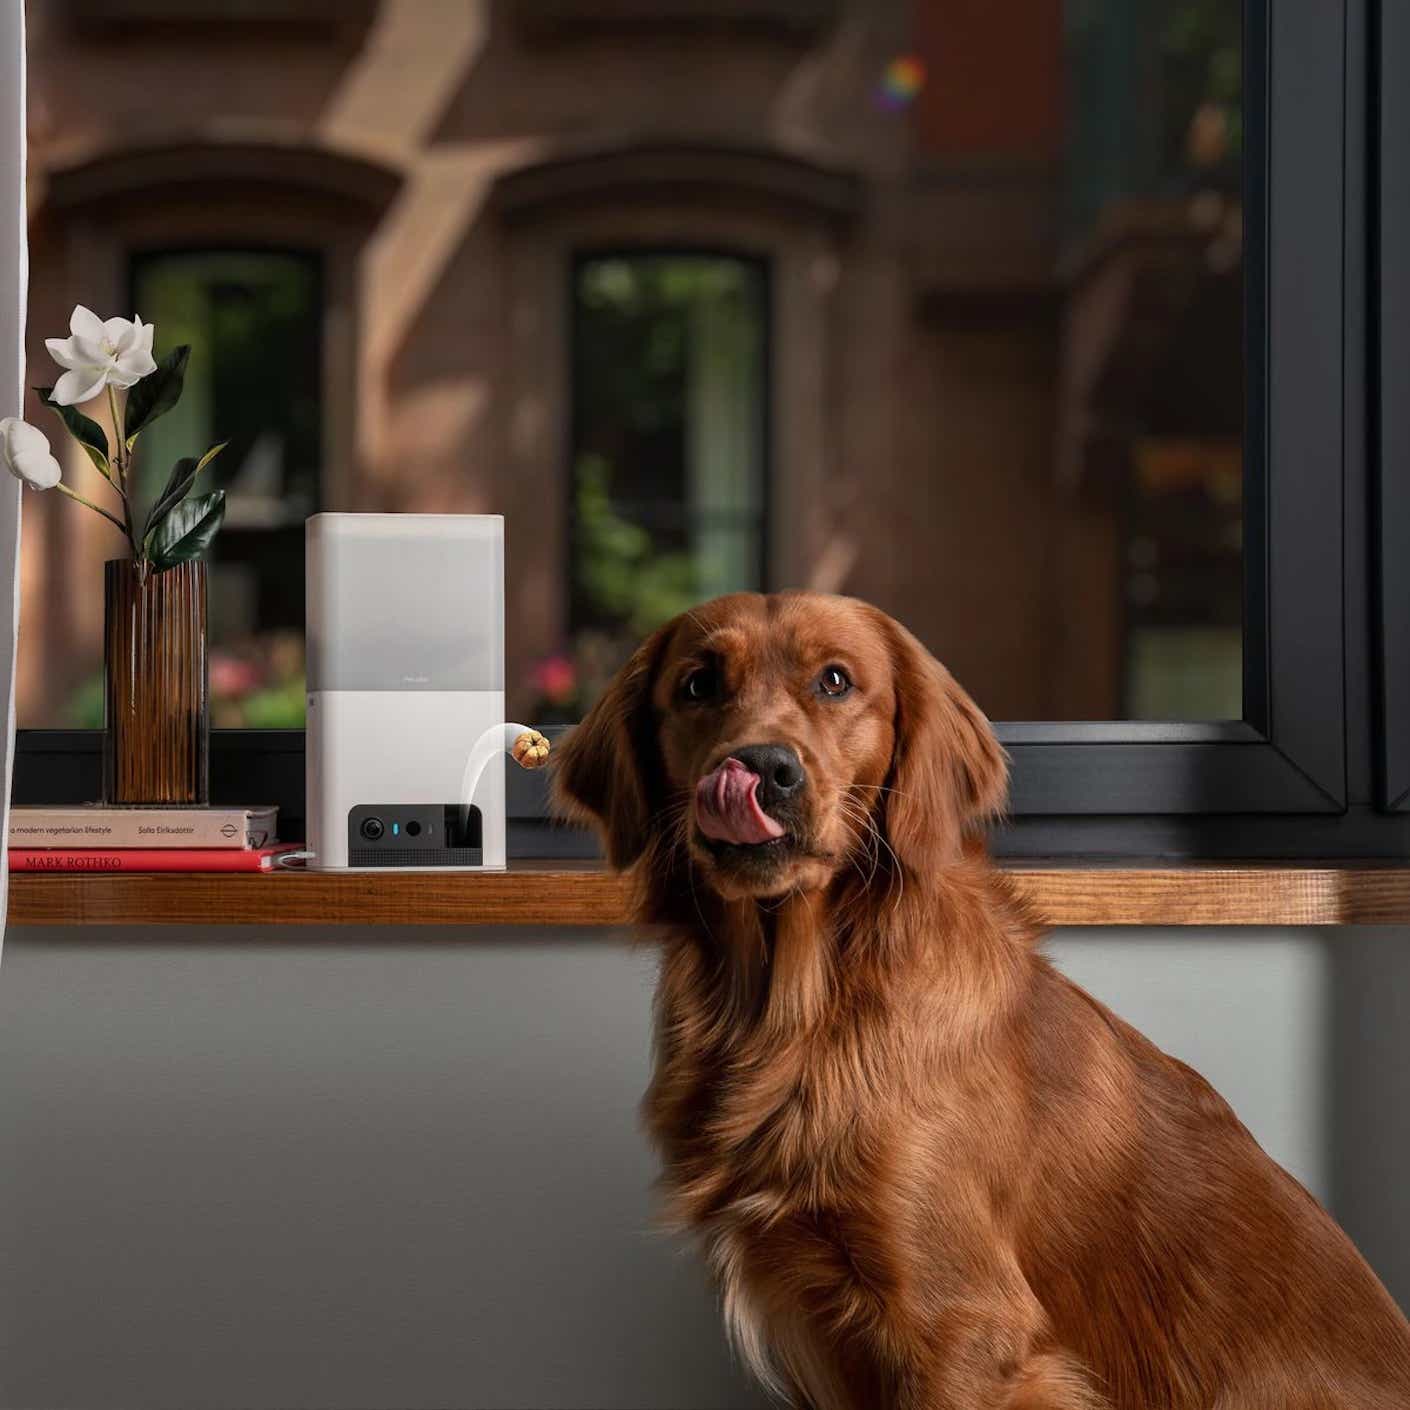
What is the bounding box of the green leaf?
[192,439,227,476]
[35,386,109,475]
[148,490,225,570]
[123,345,190,447]
[143,456,195,541]
[142,441,226,541]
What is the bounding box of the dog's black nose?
[733,744,807,811]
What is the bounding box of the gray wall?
[0,926,1404,1410]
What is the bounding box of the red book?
[8,845,302,873]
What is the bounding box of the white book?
[9,804,279,850]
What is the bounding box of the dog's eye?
[681,665,720,703]
[817,665,852,698]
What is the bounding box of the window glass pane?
[1059,0,1243,718]
[896,0,1242,721]
[20,0,1241,728]
[561,255,767,713]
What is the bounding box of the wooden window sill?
[7,861,1410,929]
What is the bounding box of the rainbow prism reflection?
[877,55,926,110]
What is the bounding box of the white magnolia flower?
[45,305,158,407]
[0,417,62,490]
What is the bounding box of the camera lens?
[360,817,385,841]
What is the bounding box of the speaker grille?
[349,847,484,868]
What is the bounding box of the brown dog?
[553,592,1410,1409]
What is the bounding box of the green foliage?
[148,490,226,570]
[1161,0,1242,161]
[234,678,307,728]
[34,387,110,476]
[62,672,106,729]
[575,454,700,636]
[123,344,190,448]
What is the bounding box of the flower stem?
[54,481,130,535]
[106,386,126,492]
[105,383,141,561]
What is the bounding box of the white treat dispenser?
[305,513,508,870]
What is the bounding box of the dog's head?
[553,592,1006,900]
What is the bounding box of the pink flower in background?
[210,653,264,699]
[530,654,578,706]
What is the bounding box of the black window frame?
[1375,0,1410,815]
[18,0,1403,860]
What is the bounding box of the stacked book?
[8,805,293,872]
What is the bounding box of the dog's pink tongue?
[696,758,787,846]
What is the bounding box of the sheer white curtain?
[0,0,26,946]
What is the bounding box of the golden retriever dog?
[553,591,1410,1409]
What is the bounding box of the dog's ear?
[551,622,673,870]
[877,613,1008,868]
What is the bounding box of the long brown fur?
[553,592,1410,1410]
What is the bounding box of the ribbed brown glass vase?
[103,559,210,805]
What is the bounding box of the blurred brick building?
[19,0,1242,727]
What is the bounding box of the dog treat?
[511,728,551,770]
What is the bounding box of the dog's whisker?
[835,804,879,897]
